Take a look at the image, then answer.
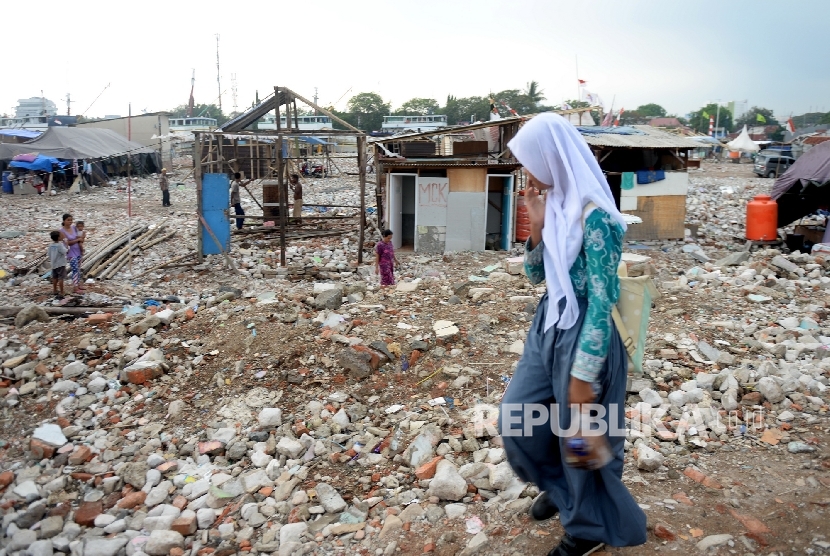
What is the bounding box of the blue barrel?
[1,171,12,194]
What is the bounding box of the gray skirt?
[499,293,647,547]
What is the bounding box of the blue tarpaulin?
[299,136,336,145]
[576,126,646,136]
[9,155,68,172]
[0,129,41,139]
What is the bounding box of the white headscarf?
[508,113,627,332]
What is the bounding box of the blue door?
[499,175,514,250]
[201,173,230,255]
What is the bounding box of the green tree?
[394,98,440,116]
[343,92,390,131]
[735,106,778,129]
[524,81,546,105]
[688,103,733,135]
[169,103,229,126]
[820,112,830,125]
[635,103,667,118]
[442,95,491,125]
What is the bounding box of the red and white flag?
[601,110,613,127]
[578,79,587,86]
[614,107,624,126]
[786,117,796,133]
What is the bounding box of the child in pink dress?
[375,229,399,286]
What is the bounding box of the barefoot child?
[75,220,86,258]
[374,229,400,287]
[48,231,67,298]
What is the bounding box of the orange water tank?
[515,191,531,242]
[746,195,778,241]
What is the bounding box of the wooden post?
[276,88,287,267]
[195,131,204,263]
[357,135,366,265]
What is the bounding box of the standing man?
[289,173,303,222]
[82,159,93,187]
[231,172,250,230]
[160,168,170,206]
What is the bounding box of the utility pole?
[314,87,318,115]
[216,34,222,112]
[714,100,721,139]
[65,93,73,116]
[231,74,238,113]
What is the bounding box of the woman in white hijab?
[499,114,646,555]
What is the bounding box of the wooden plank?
[358,135,366,264]
[448,167,487,192]
[624,195,686,241]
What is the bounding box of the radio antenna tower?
[215,34,222,112]
[231,74,238,113]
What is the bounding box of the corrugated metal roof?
[580,125,702,149]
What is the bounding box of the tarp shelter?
[9,155,68,172]
[0,127,156,160]
[0,129,41,140]
[771,141,830,226]
[727,125,760,152]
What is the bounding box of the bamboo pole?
[135,252,196,278]
[198,214,240,273]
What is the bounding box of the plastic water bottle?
[565,427,613,471]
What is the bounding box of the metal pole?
[715,102,721,139]
[157,114,163,171]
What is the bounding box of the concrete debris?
[0,162,827,554]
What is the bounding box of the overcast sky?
[4,0,829,121]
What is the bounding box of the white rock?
[87,377,108,393]
[167,400,185,418]
[280,522,308,547]
[61,361,88,379]
[94,514,116,527]
[250,451,272,468]
[637,445,665,472]
[82,537,129,556]
[197,508,216,529]
[13,480,40,499]
[32,423,67,447]
[331,408,350,427]
[315,483,347,513]
[143,530,184,555]
[427,460,467,501]
[488,461,515,491]
[695,534,733,551]
[276,437,304,459]
[758,377,785,403]
[257,408,282,427]
[508,340,524,355]
[444,503,466,519]
[638,388,664,407]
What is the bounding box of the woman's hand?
[526,186,546,248]
[568,377,596,406]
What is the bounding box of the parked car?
[754,155,795,178]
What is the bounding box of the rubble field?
[0,161,828,556]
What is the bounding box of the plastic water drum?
[515,191,531,242]
[1,171,12,194]
[746,195,778,241]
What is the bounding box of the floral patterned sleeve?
[523,238,546,285]
[571,209,624,383]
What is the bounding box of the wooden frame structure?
[194,86,368,267]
